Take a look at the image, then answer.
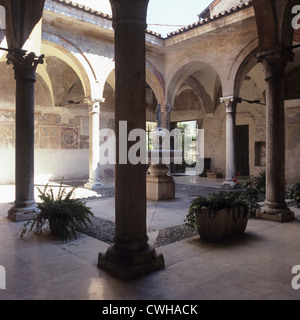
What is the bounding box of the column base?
[222,179,237,189]
[146,175,175,201]
[146,164,175,201]
[8,204,39,222]
[84,180,104,190]
[256,202,295,222]
[98,244,165,280]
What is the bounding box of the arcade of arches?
[0,0,299,279]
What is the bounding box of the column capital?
[256,49,294,79]
[84,98,105,113]
[161,103,174,113]
[7,49,44,81]
[256,48,294,64]
[160,103,173,130]
[110,0,149,27]
[220,96,241,113]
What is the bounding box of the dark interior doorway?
[235,125,250,176]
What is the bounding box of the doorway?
[235,125,250,176]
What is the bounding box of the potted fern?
[185,191,248,242]
[19,181,94,242]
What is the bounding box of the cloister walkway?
[0,177,299,300]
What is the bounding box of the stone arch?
[100,60,165,118]
[166,57,223,112]
[35,72,54,107]
[176,76,213,113]
[104,64,115,90]
[146,60,165,105]
[253,0,297,52]
[41,40,91,99]
[102,61,165,102]
[226,39,259,98]
[285,64,300,100]
[36,63,55,106]
[96,58,115,98]
[44,34,115,102]
[280,0,297,49]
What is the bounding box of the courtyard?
[0,0,299,302]
[0,177,299,300]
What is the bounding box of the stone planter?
[196,206,248,241]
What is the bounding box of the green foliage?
[288,182,300,206]
[252,170,266,193]
[19,180,94,242]
[185,191,247,229]
[235,170,266,215]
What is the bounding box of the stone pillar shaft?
[114,20,147,247]
[264,57,286,209]
[98,0,164,279]
[15,73,35,209]
[7,50,44,221]
[220,96,240,187]
[84,99,104,190]
[257,51,294,221]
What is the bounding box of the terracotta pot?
[196,206,248,241]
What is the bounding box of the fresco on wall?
[0,111,89,151]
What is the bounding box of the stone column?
[98,0,164,279]
[84,99,104,190]
[256,50,294,222]
[7,49,44,222]
[220,96,241,188]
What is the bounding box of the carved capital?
[84,98,105,113]
[160,103,173,130]
[7,49,44,81]
[220,96,241,113]
[256,49,294,80]
[161,104,174,114]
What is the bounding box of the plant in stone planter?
[185,191,248,241]
[19,181,94,242]
[238,170,266,216]
[253,170,266,194]
[288,182,300,207]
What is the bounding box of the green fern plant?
[19,180,94,242]
[185,191,248,230]
[289,182,300,207]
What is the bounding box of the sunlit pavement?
[0,177,300,300]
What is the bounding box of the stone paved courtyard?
[0,177,300,300]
